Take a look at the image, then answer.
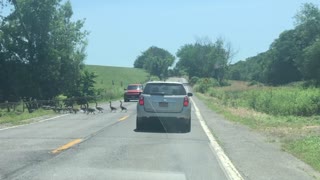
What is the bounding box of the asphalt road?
[0,97,229,179]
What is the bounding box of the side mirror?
[187,92,193,97]
[124,88,127,90]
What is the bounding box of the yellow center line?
[52,139,82,154]
[119,115,129,121]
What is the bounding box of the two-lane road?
[0,97,231,179]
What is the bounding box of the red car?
[124,84,143,102]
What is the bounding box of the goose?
[120,101,127,112]
[109,101,117,112]
[87,107,96,114]
[95,102,103,113]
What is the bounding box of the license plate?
[159,102,168,107]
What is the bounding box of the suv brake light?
[139,96,144,105]
[183,96,189,107]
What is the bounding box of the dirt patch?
[263,125,320,143]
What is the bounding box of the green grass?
[0,109,55,126]
[195,81,320,172]
[86,65,150,90]
[85,65,151,100]
[206,83,320,117]
[197,92,320,130]
[284,136,320,172]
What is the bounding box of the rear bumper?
[124,94,141,100]
[137,105,191,120]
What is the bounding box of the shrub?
[189,76,199,86]
[243,87,320,116]
[219,80,231,87]
[207,83,320,116]
[194,78,220,93]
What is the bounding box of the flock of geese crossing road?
[52,101,128,115]
[85,101,128,114]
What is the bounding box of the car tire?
[124,98,129,102]
[136,117,144,130]
[185,118,191,132]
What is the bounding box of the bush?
[194,78,220,93]
[243,87,320,116]
[219,80,231,87]
[209,85,320,116]
[189,76,199,86]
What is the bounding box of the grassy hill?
[85,65,150,100]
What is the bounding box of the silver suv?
[136,81,193,132]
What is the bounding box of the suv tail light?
[183,96,189,107]
[139,95,144,105]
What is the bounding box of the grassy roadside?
[196,81,320,172]
[0,109,56,127]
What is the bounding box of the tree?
[81,70,97,96]
[228,3,320,85]
[133,46,175,79]
[267,30,302,85]
[0,0,88,101]
[294,3,320,82]
[301,40,320,83]
[227,51,271,83]
[176,38,233,84]
[175,44,199,78]
[133,54,145,68]
[294,3,320,50]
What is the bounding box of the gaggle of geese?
[109,101,127,113]
[54,101,128,115]
[52,105,80,114]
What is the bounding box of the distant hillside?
[85,65,150,100]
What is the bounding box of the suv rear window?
[127,85,142,90]
[143,83,186,95]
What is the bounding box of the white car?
[136,81,193,132]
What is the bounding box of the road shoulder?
[0,114,67,130]
[192,95,320,180]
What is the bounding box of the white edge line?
[0,114,69,131]
[191,98,244,180]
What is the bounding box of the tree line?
[134,38,233,84]
[135,3,320,87]
[228,3,320,85]
[0,0,95,103]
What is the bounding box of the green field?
[86,65,149,90]
[85,65,150,100]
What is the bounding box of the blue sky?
[70,0,320,67]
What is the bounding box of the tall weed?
[193,78,220,93]
[207,84,320,116]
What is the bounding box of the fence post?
[5,101,10,112]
